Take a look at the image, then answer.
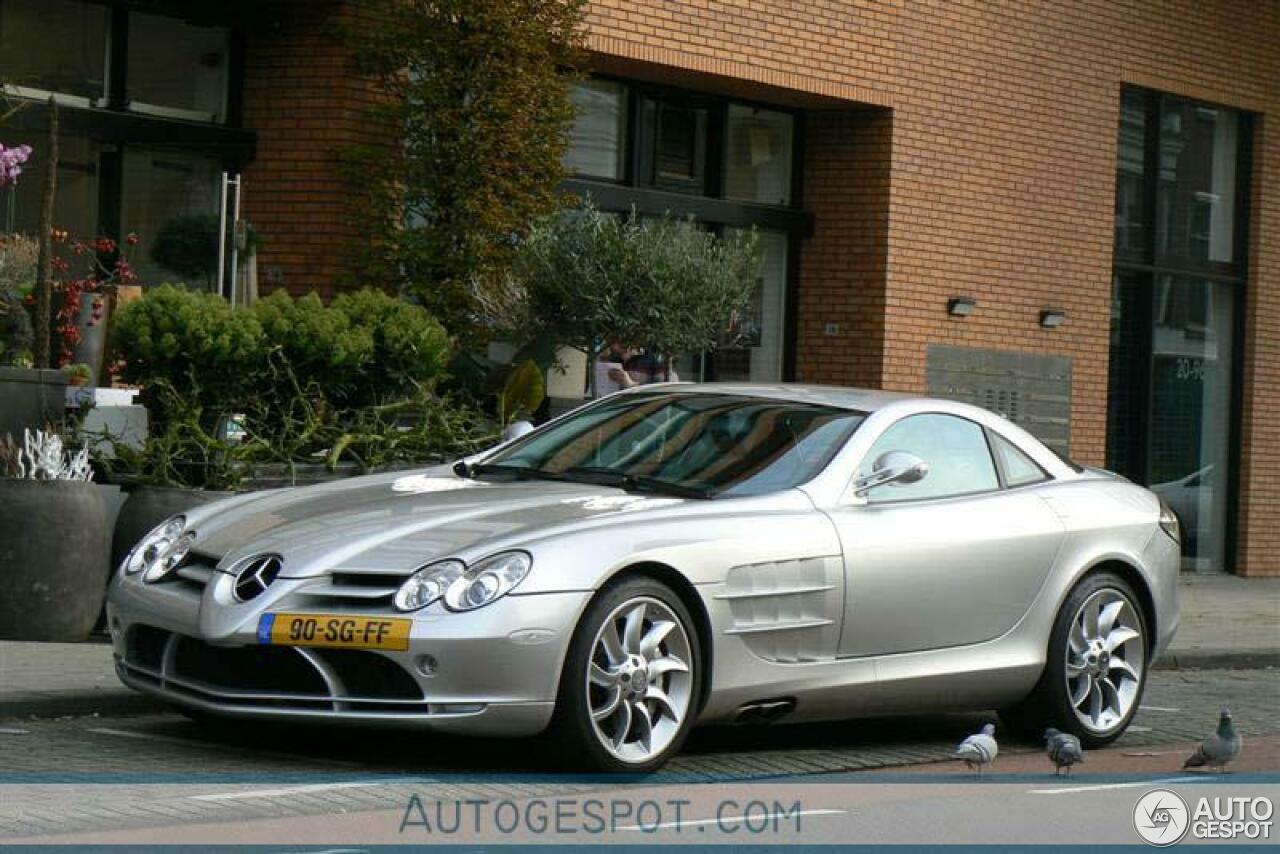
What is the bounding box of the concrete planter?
[110,485,235,575]
[0,367,68,441]
[0,480,109,641]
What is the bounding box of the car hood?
[190,465,700,577]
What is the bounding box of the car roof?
[625,382,918,412]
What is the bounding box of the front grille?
[120,625,431,714]
[293,570,411,608]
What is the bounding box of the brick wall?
[583,0,1279,575]
[793,108,892,389]
[240,0,389,301]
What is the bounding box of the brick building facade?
[2,1,1276,576]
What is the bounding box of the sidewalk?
[1,575,1276,721]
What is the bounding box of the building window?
[0,0,109,105]
[566,79,626,180]
[724,105,793,206]
[1156,100,1240,265]
[641,95,711,194]
[126,11,231,123]
[1107,87,1250,573]
[121,148,223,287]
[0,131,99,238]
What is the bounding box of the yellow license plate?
[257,613,412,651]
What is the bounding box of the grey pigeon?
[954,723,998,776]
[1184,708,1242,773]
[1043,728,1084,776]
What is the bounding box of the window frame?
[561,74,809,384]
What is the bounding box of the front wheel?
[550,577,702,772]
[1004,572,1149,748]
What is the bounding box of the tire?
[549,576,703,773]
[1002,571,1149,748]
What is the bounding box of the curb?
[0,691,165,721]
[1152,649,1280,671]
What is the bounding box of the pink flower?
[0,144,33,188]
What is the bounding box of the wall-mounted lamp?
[1039,309,1067,329]
[947,297,977,317]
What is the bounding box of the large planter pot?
[0,367,68,441]
[110,485,235,575]
[0,480,109,641]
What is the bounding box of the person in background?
[625,349,679,385]
[593,338,638,397]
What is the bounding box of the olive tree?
[493,205,761,396]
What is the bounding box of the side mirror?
[852,450,929,496]
[502,420,535,442]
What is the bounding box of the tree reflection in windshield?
[483,392,865,498]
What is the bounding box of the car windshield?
[480,392,865,498]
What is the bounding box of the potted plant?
[0,428,108,641]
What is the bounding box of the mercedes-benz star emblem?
[232,555,283,602]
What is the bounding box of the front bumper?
[107,571,591,737]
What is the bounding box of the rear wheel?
[1003,571,1148,748]
[550,577,702,772]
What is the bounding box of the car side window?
[990,432,1050,487]
[858,414,999,501]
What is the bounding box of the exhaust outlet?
[733,698,796,724]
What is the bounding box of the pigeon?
[1043,728,1084,776]
[1183,708,1242,773]
[954,723,998,776]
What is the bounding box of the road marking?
[1139,705,1181,712]
[1127,725,1153,732]
[85,726,363,767]
[190,781,397,802]
[0,728,29,735]
[1031,775,1200,795]
[618,808,846,831]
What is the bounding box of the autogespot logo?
[1134,789,1190,846]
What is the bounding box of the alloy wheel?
[586,596,694,764]
[1065,587,1145,733]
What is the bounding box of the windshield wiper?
[562,466,715,499]
[465,462,575,483]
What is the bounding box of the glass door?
[1147,276,1234,572]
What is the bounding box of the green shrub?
[252,290,375,403]
[111,284,265,412]
[331,289,451,403]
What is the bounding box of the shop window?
[127,11,230,123]
[0,0,108,104]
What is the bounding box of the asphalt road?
[1,667,1276,845]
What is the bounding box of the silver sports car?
[108,384,1180,771]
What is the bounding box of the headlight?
[1158,496,1181,546]
[394,551,533,613]
[444,551,533,611]
[393,559,465,612]
[122,515,194,582]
